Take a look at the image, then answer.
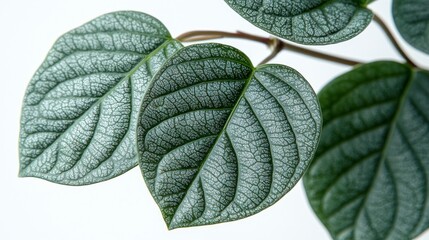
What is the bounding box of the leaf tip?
[18,166,29,178]
[18,171,25,178]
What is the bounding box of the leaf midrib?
[167,67,256,228]
[350,68,416,239]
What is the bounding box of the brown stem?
[373,14,417,67]
[259,38,284,65]
[177,30,271,44]
[176,30,361,66]
[280,42,361,66]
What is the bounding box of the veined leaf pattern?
[393,0,429,54]
[19,11,182,185]
[137,43,322,229]
[225,0,373,45]
[304,61,429,240]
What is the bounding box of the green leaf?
[19,11,182,185]
[224,0,373,45]
[393,0,429,54]
[136,43,322,229]
[304,61,429,240]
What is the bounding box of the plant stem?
[372,14,417,67]
[259,38,283,65]
[177,30,271,45]
[176,30,361,66]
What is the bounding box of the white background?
[1,0,429,239]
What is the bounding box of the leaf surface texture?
[19,11,182,185]
[137,43,322,229]
[304,61,429,240]
[393,0,429,54]
[225,0,373,45]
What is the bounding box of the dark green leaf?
[393,0,429,54]
[304,61,429,240]
[19,11,182,185]
[225,0,373,45]
[137,43,322,229]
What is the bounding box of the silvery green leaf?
[19,11,182,185]
[225,0,373,45]
[137,43,322,229]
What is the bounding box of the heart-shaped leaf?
[393,0,429,54]
[19,11,182,185]
[136,43,322,229]
[304,61,429,240]
[224,0,373,45]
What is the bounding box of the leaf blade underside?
[19,11,182,185]
[225,0,373,45]
[137,43,322,229]
[304,61,429,240]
